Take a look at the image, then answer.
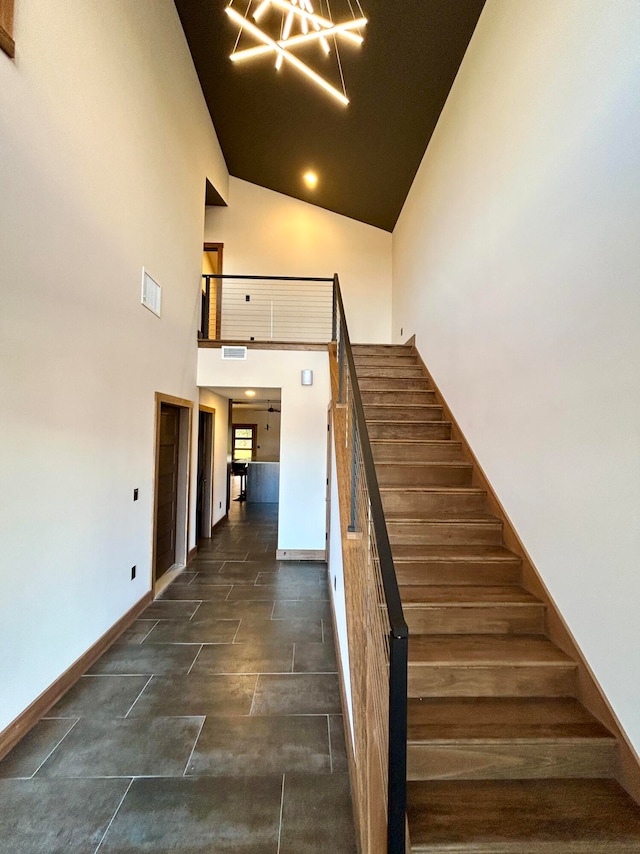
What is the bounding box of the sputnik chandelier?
[225,0,367,106]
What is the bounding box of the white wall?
[0,1,227,734]
[205,177,392,343]
[198,349,330,553]
[199,389,230,529]
[393,0,640,750]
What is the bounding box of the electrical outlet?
[219,501,222,509]
[131,565,136,580]
[245,294,250,301]
[133,488,139,501]
[401,327,403,336]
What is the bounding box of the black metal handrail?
[333,273,408,854]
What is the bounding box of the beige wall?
[198,349,331,553]
[393,0,640,751]
[205,177,392,344]
[0,1,228,734]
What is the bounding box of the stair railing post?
[348,395,358,532]
[203,275,211,340]
[338,322,346,405]
[387,632,408,854]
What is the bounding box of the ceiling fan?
[267,401,281,413]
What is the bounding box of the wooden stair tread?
[378,460,472,468]
[371,439,461,446]
[400,585,539,605]
[387,512,499,523]
[407,697,614,741]
[363,400,442,412]
[352,343,413,350]
[392,544,520,562]
[381,486,484,494]
[408,779,640,851]
[409,635,573,665]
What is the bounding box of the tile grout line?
[187,644,205,676]
[327,715,333,773]
[27,717,81,778]
[276,773,286,854]
[182,715,207,776]
[138,619,160,642]
[92,776,134,854]
[291,643,296,673]
[124,675,154,718]
[248,674,259,716]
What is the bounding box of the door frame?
[203,242,223,340]
[152,392,193,596]
[198,405,216,538]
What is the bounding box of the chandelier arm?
[230,19,366,62]
[226,5,349,105]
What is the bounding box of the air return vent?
[141,269,161,317]
[221,346,248,360]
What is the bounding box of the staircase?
[352,343,640,853]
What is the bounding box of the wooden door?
[155,404,180,579]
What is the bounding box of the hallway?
[0,503,356,853]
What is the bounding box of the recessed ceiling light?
[303,171,318,189]
[245,390,256,397]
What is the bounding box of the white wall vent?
[141,268,162,317]
[221,345,248,361]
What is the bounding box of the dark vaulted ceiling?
[175,0,486,232]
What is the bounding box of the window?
[232,425,257,461]
[0,0,14,58]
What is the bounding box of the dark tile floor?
[0,502,357,853]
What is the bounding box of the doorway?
[196,407,215,540]
[202,243,223,340]
[153,393,193,592]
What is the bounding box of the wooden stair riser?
[359,376,431,391]
[387,520,503,546]
[395,562,522,587]
[352,344,414,356]
[381,488,486,514]
[407,779,640,853]
[404,604,546,635]
[410,842,640,853]
[408,664,577,698]
[407,740,617,782]
[367,421,452,440]
[377,463,473,488]
[361,389,437,406]
[373,442,464,463]
[353,354,418,367]
[364,404,443,422]
[356,365,425,379]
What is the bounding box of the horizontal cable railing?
[201,274,334,343]
[332,274,408,854]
